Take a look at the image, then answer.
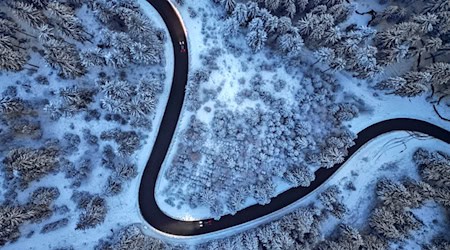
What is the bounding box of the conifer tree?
[7,1,47,28]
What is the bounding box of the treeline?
[212,0,449,101]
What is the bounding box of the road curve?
[138,1,450,236]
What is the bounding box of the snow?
[2,0,449,248]
[319,131,449,243]
[143,131,450,246]
[1,1,174,249]
[153,0,450,222]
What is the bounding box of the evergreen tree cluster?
[82,0,166,68]
[3,145,59,189]
[97,73,165,123]
[0,1,169,244]
[0,186,60,246]
[95,224,171,250]
[198,149,450,249]
[216,0,450,102]
[197,204,326,250]
[1,0,90,78]
[71,191,108,230]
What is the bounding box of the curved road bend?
[138,1,450,236]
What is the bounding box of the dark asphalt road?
[138,0,450,236]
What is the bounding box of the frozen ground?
[1,1,174,249]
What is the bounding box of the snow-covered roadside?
[153,0,236,221]
[340,71,450,133]
[153,14,305,220]
[142,131,449,246]
[2,1,174,249]
[319,131,450,248]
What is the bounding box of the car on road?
[198,219,213,228]
[179,41,186,53]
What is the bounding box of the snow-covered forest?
[196,143,450,249]
[0,0,171,248]
[0,0,449,248]
[158,0,370,219]
[157,0,450,219]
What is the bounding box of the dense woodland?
[0,0,167,246]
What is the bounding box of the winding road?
[138,0,450,236]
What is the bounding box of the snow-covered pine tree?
[423,0,450,13]
[328,57,346,72]
[283,166,315,187]
[37,25,58,43]
[0,206,35,246]
[283,0,297,18]
[7,1,47,28]
[246,18,267,51]
[296,0,309,13]
[265,0,281,12]
[246,2,260,20]
[0,48,28,72]
[381,5,408,23]
[104,175,123,196]
[232,3,249,26]
[0,18,21,36]
[297,13,316,37]
[29,187,60,207]
[0,96,26,116]
[47,1,91,42]
[313,47,335,65]
[222,0,236,13]
[130,42,160,65]
[412,13,439,34]
[242,230,260,250]
[263,14,279,34]
[376,72,430,97]
[276,16,292,34]
[3,146,59,189]
[42,38,86,78]
[222,17,240,37]
[80,48,106,67]
[426,62,450,93]
[328,4,353,24]
[75,195,107,230]
[320,26,342,46]
[277,30,304,55]
[30,0,49,8]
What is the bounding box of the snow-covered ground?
[319,131,449,244]
[1,1,174,249]
[155,0,303,220]
[154,0,450,221]
[146,131,450,247]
